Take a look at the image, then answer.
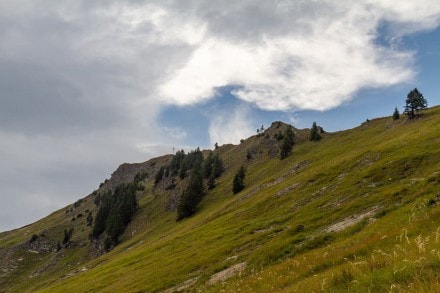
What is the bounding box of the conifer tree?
[393,107,400,120]
[280,126,295,159]
[404,88,427,119]
[154,166,165,184]
[177,167,205,220]
[207,173,216,190]
[310,121,322,141]
[232,166,246,194]
[203,152,214,179]
[212,154,223,178]
[90,183,138,249]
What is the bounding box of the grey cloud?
[0,0,439,231]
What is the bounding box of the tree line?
[155,148,224,221]
[91,182,139,250]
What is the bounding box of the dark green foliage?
[274,131,284,141]
[232,166,246,194]
[155,166,165,184]
[178,148,203,179]
[134,171,148,184]
[207,173,216,190]
[94,194,101,206]
[86,211,93,227]
[63,228,73,244]
[310,121,322,142]
[201,152,223,189]
[404,88,427,119]
[256,125,265,137]
[91,191,110,238]
[90,183,138,249]
[169,150,185,176]
[280,126,295,159]
[212,155,223,178]
[203,152,214,179]
[246,150,252,161]
[393,107,400,120]
[177,167,205,221]
[29,234,38,243]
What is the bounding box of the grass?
[1,107,440,292]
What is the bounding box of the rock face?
[100,155,173,192]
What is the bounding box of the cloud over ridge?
[159,0,440,111]
[0,0,439,231]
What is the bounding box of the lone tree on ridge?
[404,88,427,119]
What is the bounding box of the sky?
[1,0,440,232]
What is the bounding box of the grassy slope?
[2,107,440,292]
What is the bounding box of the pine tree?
[86,211,93,227]
[177,167,205,220]
[169,150,185,176]
[63,228,73,244]
[279,126,295,159]
[393,107,400,120]
[207,173,216,190]
[232,166,246,194]
[310,122,322,141]
[154,166,165,184]
[212,154,223,178]
[203,152,214,179]
[90,182,138,248]
[404,88,427,119]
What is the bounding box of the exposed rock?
[161,277,199,293]
[325,206,381,233]
[207,262,247,285]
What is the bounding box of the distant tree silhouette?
[393,107,400,120]
[404,88,427,119]
[154,166,165,184]
[232,166,246,194]
[203,152,223,180]
[177,167,205,221]
[90,182,138,250]
[310,122,322,141]
[207,173,216,190]
[179,148,203,179]
[86,211,93,227]
[280,126,295,159]
[63,228,73,244]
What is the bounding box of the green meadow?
[1,106,440,292]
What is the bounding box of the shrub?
[29,234,38,243]
[280,126,295,159]
[232,166,246,194]
[177,168,205,221]
[310,121,321,141]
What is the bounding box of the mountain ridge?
[1,106,440,292]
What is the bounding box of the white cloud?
[0,0,439,231]
[209,106,255,146]
[159,0,439,111]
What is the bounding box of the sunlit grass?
[1,107,439,292]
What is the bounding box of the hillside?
[1,106,440,292]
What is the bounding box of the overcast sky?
[1,0,440,232]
